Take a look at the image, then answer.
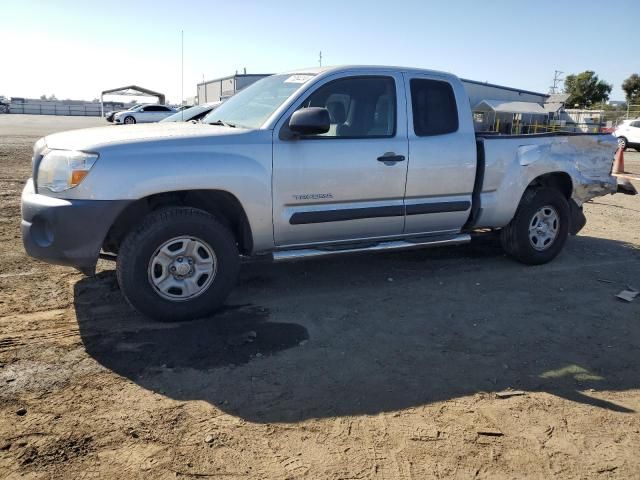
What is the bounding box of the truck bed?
[471,132,618,229]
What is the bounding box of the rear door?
[403,73,477,235]
[272,72,409,247]
[137,106,154,123]
[155,106,173,121]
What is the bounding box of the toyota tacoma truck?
[21,66,628,321]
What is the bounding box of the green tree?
[564,71,612,108]
[622,74,640,106]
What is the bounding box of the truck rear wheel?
[116,207,240,321]
[500,187,570,265]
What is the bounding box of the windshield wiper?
[209,119,236,128]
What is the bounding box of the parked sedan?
[160,102,222,123]
[104,110,124,122]
[113,104,176,124]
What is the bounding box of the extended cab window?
[410,79,458,136]
[299,76,396,138]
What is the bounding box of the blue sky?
[2,0,637,103]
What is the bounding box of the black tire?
[124,116,136,125]
[116,207,240,322]
[500,187,570,265]
[617,136,627,151]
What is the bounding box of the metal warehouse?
[461,79,548,106]
[197,72,272,104]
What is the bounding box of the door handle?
[377,153,405,163]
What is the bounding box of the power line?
[549,70,564,94]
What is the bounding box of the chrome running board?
[273,233,471,262]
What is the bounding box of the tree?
[564,71,612,108]
[622,74,640,106]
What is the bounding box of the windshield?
[128,104,143,111]
[202,73,316,129]
[160,104,217,123]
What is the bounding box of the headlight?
[37,150,99,193]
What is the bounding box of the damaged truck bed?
[473,133,626,232]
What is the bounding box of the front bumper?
[21,179,130,275]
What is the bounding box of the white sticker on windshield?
[284,74,314,84]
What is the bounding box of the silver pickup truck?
[21,66,627,321]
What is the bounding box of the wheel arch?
[526,171,573,200]
[103,189,254,255]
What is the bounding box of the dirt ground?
[1,115,640,479]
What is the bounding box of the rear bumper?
[21,179,130,275]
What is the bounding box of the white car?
[113,104,176,124]
[613,119,640,151]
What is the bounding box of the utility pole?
[319,51,322,67]
[549,70,564,94]
[180,30,184,118]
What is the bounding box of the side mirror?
[288,107,330,136]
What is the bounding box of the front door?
[272,73,408,247]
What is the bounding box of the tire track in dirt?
[0,309,77,352]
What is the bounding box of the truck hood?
[44,122,246,151]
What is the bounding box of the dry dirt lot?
[1,115,640,479]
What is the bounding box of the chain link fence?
[473,104,640,135]
[601,104,640,129]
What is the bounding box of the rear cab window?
[410,78,458,136]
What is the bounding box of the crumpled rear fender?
[476,134,618,228]
[517,135,618,206]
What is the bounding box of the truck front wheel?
[116,207,240,321]
[500,187,570,265]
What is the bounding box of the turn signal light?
[70,170,89,185]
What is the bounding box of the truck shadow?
[74,234,640,422]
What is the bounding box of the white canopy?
[474,99,547,115]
